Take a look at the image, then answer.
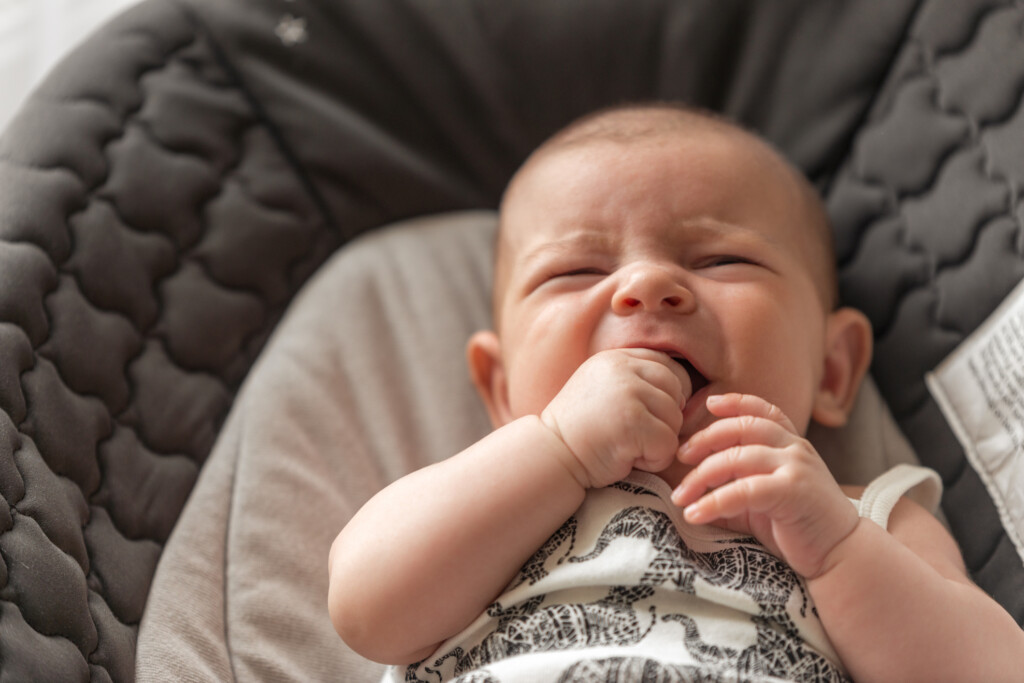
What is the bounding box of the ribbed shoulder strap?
[857,464,943,530]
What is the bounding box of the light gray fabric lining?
[136,211,927,682]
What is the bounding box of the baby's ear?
[466,330,514,428]
[812,307,873,428]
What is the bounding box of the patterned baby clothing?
[389,464,941,683]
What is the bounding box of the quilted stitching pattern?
[0,3,335,679]
[5,0,1023,678]
[828,0,1024,620]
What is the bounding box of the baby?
[329,104,1024,682]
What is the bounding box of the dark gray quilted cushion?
[829,0,1024,622]
[0,2,335,680]
[19,0,1024,679]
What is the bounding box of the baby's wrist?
[806,516,870,582]
[532,413,592,490]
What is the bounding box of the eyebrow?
[676,217,777,244]
[518,230,619,266]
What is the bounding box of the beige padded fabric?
[136,211,926,682]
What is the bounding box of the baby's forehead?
[509,121,783,209]
[502,125,801,238]
[494,114,837,309]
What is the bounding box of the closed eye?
[555,267,606,278]
[701,255,757,268]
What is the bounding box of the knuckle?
[737,415,760,439]
[776,464,801,487]
[724,445,745,466]
[785,441,814,465]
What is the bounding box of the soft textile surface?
[828,1,1024,617]
[0,8,917,673]
[4,0,1024,678]
[136,212,925,682]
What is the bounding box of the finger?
[583,349,686,413]
[636,387,688,469]
[679,413,801,465]
[671,444,784,507]
[661,356,693,405]
[632,360,687,410]
[705,393,798,433]
[633,421,685,473]
[623,385,685,476]
[681,473,786,525]
[617,348,693,405]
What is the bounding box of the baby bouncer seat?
[1,0,1022,680]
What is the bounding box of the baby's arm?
[328,349,689,664]
[329,416,587,665]
[809,492,1024,682]
[672,393,1024,681]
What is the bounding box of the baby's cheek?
[507,356,574,418]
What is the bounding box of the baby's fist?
[541,348,692,489]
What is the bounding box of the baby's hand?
[671,394,859,579]
[541,349,692,490]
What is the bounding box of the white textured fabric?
[390,470,850,683]
[136,211,933,683]
[925,274,1024,568]
[857,464,942,529]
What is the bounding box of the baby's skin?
[329,105,1024,681]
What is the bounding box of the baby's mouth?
[673,356,709,396]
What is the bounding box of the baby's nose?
[612,265,694,314]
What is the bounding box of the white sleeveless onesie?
[389,464,942,683]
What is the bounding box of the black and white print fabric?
[389,471,851,683]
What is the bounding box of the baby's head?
[469,103,872,440]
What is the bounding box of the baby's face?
[491,131,834,439]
